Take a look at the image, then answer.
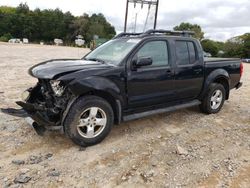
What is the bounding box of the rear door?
[174,40,204,100]
[127,39,176,108]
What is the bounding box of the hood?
[29,59,113,79]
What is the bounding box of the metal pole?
[153,0,159,29]
[124,0,129,32]
[134,13,138,33]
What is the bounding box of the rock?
[228,164,233,172]
[44,153,53,159]
[176,145,188,155]
[213,164,220,169]
[121,175,127,181]
[140,170,154,183]
[29,155,43,164]
[48,169,60,177]
[14,173,31,184]
[12,160,25,165]
[146,170,155,177]
[3,181,12,188]
[6,125,17,133]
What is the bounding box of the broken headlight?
[50,80,65,96]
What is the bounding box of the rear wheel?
[200,83,226,114]
[64,96,114,147]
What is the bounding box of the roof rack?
[144,29,195,37]
[113,29,195,39]
[113,32,143,39]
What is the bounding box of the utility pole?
[134,13,138,32]
[153,0,159,29]
[124,0,159,32]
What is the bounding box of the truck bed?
[204,57,241,89]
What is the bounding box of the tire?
[64,96,114,147]
[199,83,226,114]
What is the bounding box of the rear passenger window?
[176,41,189,65]
[176,41,197,65]
[188,42,196,64]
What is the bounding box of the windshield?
[84,38,141,65]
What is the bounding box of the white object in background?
[23,38,29,44]
[54,38,63,45]
[75,39,85,46]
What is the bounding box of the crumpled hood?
[29,59,113,79]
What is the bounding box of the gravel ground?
[0,42,249,188]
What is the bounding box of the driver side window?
[135,41,169,67]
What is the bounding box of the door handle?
[166,70,173,75]
[194,69,202,73]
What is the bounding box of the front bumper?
[16,101,62,135]
[235,82,242,89]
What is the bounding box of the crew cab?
[15,29,243,146]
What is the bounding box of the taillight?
[240,62,243,78]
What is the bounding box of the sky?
[1,0,250,41]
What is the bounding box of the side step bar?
[123,100,201,122]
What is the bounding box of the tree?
[71,13,115,43]
[0,33,12,42]
[0,3,116,44]
[174,22,204,41]
[16,3,29,14]
[241,33,250,58]
[222,35,248,58]
[201,39,219,57]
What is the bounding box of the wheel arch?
[88,90,122,124]
[213,76,229,100]
[199,69,230,100]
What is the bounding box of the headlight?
[50,80,65,96]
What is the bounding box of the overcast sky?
[1,0,250,41]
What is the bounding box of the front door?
[127,40,175,108]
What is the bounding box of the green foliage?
[0,33,12,42]
[222,33,250,58]
[174,22,204,41]
[0,4,116,44]
[174,22,249,58]
[71,13,115,44]
[201,39,219,57]
[241,33,250,58]
[0,6,16,13]
[223,41,244,58]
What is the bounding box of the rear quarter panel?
[204,58,241,89]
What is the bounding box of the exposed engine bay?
[15,79,73,133]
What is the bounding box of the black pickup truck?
[15,30,243,146]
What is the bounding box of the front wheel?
[64,96,114,147]
[199,83,226,114]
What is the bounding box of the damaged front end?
[16,79,72,135]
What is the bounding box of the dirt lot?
[0,42,249,188]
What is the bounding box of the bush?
[0,33,13,42]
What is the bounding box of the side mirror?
[135,57,153,67]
